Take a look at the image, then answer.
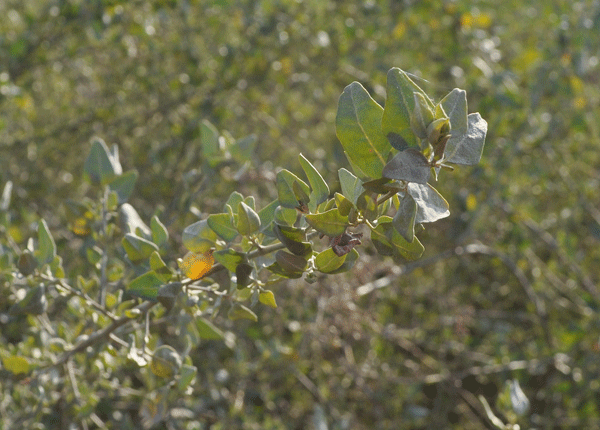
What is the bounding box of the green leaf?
[382,148,431,185]
[259,290,277,308]
[440,88,468,136]
[237,202,261,236]
[336,82,390,179]
[334,192,354,217]
[393,193,418,243]
[382,68,433,150]
[149,251,173,282]
[327,248,359,274]
[196,317,224,340]
[236,262,253,289]
[224,191,244,212]
[292,181,310,209]
[119,203,151,238]
[150,215,169,248]
[314,248,347,273]
[338,168,364,205]
[213,249,246,273]
[9,285,47,315]
[108,170,138,204]
[201,120,221,165]
[84,137,122,184]
[258,199,279,235]
[157,282,182,311]
[274,205,298,227]
[370,217,424,261]
[444,113,488,165]
[127,271,163,300]
[2,356,30,375]
[410,92,435,141]
[231,134,257,164]
[182,220,217,253]
[305,208,349,236]
[275,250,308,273]
[228,303,258,322]
[266,261,304,279]
[276,169,310,209]
[177,364,198,391]
[36,219,56,266]
[299,153,330,207]
[122,233,159,263]
[273,224,312,256]
[407,183,450,224]
[207,213,238,242]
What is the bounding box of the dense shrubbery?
[1,1,600,429]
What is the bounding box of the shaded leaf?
[258,199,279,235]
[150,251,172,282]
[236,262,253,289]
[393,193,418,243]
[36,219,56,266]
[108,170,138,204]
[274,205,298,227]
[9,285,47,315]
[84,137,121,184]
[119,203,151,238]
[382,149,431,184]
[370,216,424,260]
[410,92,435,140]
[440,88,468,136]
[157,282,182,311]
[336,82,390,179]
[273,224,312,256]
[275,250,308,273]
[334,192,354,217]
[127,271,163,300]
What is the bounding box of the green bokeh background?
[1,0,599,428]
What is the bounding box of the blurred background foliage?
[1,0,600,428]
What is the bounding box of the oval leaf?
[237,202,261,236]
[182,219,217,253]
[314,248,347,273]
[305,208,349,237]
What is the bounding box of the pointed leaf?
[259,290,277,308]
[338,168,364,205]
[231,134,257,164]
[196,317,224,340]
[299,153,330,207]
[182,220,217,253]
[127,271,163,300]
[228,303,258,322]
[382,68,434,150]
[276,169,310,209]
[266,261,304,278]
[150,215,169,248]
[84,137,121,184]
[440,88,468,135]
[336,82,390,179]
[410,92,435,140]
[334,192,354,217]
[108,170,138,204]
[382,149,431,184]
[177,364,198,391]
[150,251,172,282]
[444,113,487,165]
[36,219,56,266]
[237,202,261,236]
[407,183,450,224]
[305,208,349,236]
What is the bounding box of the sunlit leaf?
[314,248,347,273]
[305,208,349,236]
[84,137,121,184]
[2,356,30,375]
[393,193,418,243]
[122,233,159,263]
[259,290,277,308]
[182,219,217,253]
[150,215,169,248]
[237,201,261,236]
[196,317,224,340]
[276,169,310,209]
[127,271,163,300]
[213,249,246,273]
[336,82,390,179]
[444,113,487,165]
[36,219,56,266]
